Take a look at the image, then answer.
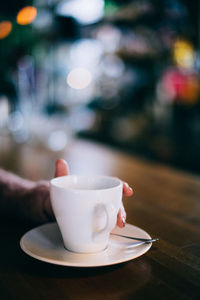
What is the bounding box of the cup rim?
[50,175,122,192]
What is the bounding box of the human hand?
[117,181,133,228]
[27,159,69,224]
[0,160,131,226]
[24,158,133,225]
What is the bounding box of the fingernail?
[122,216,126,227]
[130,188,133,195]
[124,182,133,191]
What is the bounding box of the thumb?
[54,159,69,177]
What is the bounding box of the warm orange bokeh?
[0,21,12,39]
[17,6,37,25]
[163,69,199,105]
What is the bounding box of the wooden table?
[0,137,200,299]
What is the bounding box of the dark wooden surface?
[0,137,200,299]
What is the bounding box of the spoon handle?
[110,233,158,243]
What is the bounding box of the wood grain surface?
[0,137,199,299]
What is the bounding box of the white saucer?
[20,223,152,267]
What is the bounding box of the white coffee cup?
[50,175,123,253]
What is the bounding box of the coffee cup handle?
[93,203,116,241]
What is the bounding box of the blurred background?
[0,0,200,176]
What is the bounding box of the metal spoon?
[110,233,158,243]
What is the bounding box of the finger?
[44,195,55,222]
[123,182,133,197]
[117,207,126,228]
[27,182,55,224]
[54,159,69,178]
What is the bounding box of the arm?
[0,159,133,226]
[0,168,52,224]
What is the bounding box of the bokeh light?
[48,130,68,151]
[67,67,92,89]
[56,0,104,25]
[17,6,37,25]
[96,25,121,52]
[70,39,103,68]
[101,55,125,78]
[173,40,194,69]
[0,21,12,39]
[7,111,29,143]
[161,69,199,105]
